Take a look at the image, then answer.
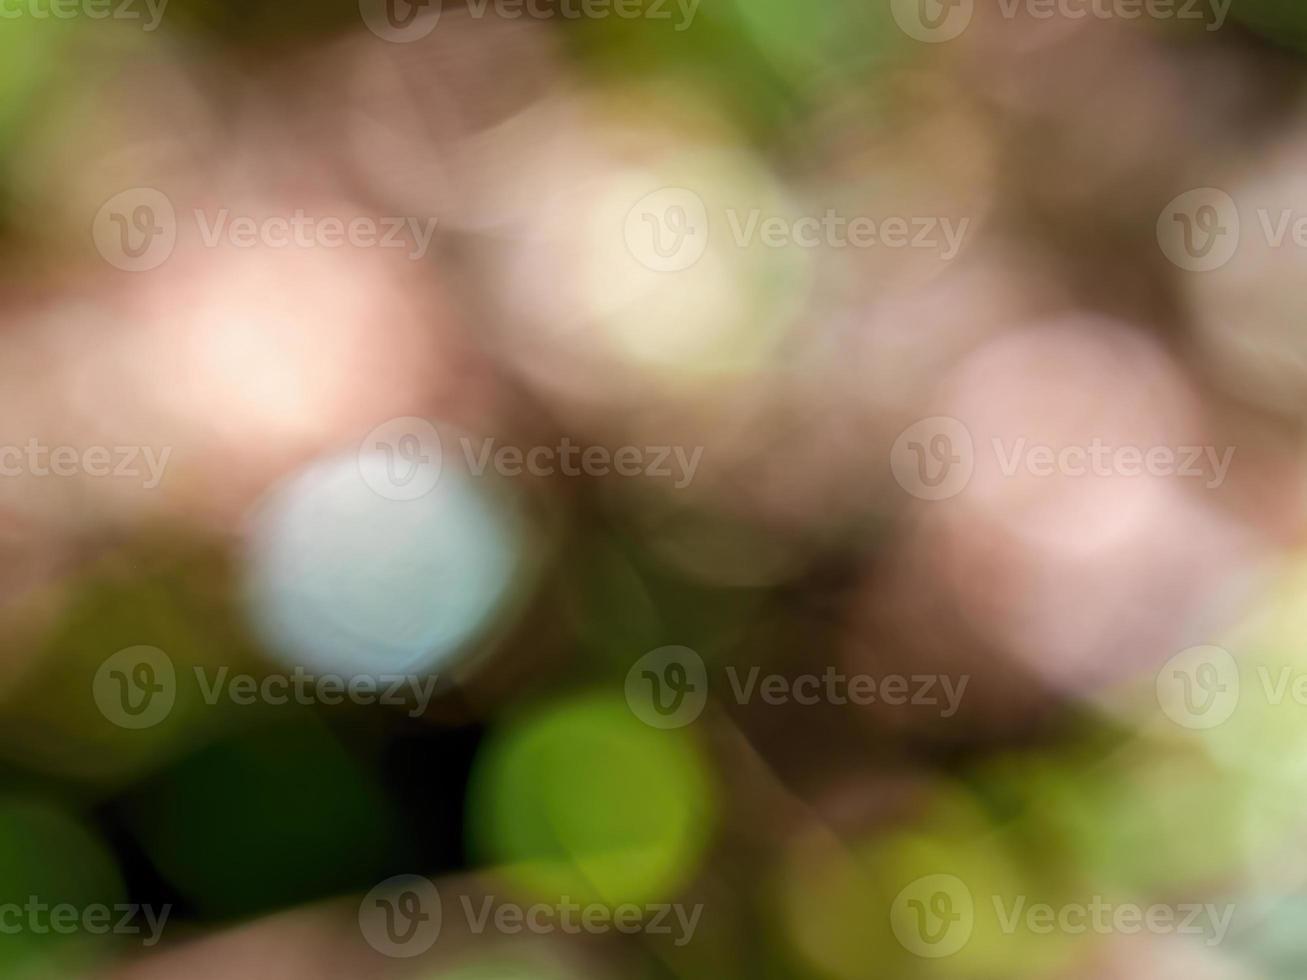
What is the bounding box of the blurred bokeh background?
[6,0,1307,977]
